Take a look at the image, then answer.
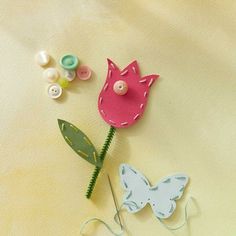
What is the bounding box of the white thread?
[65,136,72,145]
[104,83,109,91]
[109,70,112,78]
[133,114,140,120]
[109,120,116,125]
[121,122,128,126]
[139,79,147,83]
[132,66,136,74]
[101,110,106,116]
[144,91,147,97]
[110,63,115,69]
[77,150,88,158]
[80,198,194,236]
[148,78,154,87]
[93,152,97,163]
[70,124,78,132]
[61,123,65,131]
[140,103,144,109]
[158,197,194,231]
[120,70,128,76]
[83,136,92,146]
[80,218,124,236]
[99,97,103,104]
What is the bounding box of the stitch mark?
[70,124,78,132]
[140,103,144,109]
[163,178,171,183]
[171,196,179,200]
[180,186,185,192]
[83,136,92,146]
[65,136,72,146]
[99,97,103,104]
[158,212,165,217]
[100,109,106,117]
[110,63,115,69]
[144,91,148,97]
[120,70,128,76]
[150,186,158,191]
[130,168,137,174]
[122,166,125,175]
[93,151,97,163]
[175,176,187,181]
[61,122,65,131]
[109,119,116,125]
[121,122,128,126]
[141,177,149,186]
[139,79,147,83]
[103,83,108,91]
[126,191,132,199]
[108,70,112,78]
[148,78,154,87]
[132,66,136,74]
[133,114,140,120]
[128,206,133,211]
[77,150,89,158]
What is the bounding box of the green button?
[59,54,79,70]
[57,77,69,88]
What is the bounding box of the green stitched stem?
[86,126,116,199]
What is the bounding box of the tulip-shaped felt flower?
[98,59,159,128]
[58,59,159,199]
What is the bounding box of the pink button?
[77,65,92,80]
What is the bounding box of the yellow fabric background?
[0,0,235,235]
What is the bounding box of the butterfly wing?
[149,174,189,219]
[119,164,150,213]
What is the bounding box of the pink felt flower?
[98,59,159,128]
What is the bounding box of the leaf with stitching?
[58,119,102,168]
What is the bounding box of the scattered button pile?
[35,50,92,99]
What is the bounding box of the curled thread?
[80,217,124,236]
[80,198,194,235]
[158,196,194,231]
[80,203,126,236]
[86,126,116,198]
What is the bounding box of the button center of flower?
[113,80,128,95]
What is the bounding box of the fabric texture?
[0,1,235,235]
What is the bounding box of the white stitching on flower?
[104,83,108,91]
[121,70,128,76]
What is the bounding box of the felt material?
[120,164,189,219]
[58,119,101,168]
[98,59,159,128]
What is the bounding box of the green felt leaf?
[58,119,102,168]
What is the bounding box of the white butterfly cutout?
[119,164,189,219]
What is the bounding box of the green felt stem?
[86,126,116,199]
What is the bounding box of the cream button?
[47,84,62,99]
[43,68,59,82]
[64,70,76,81]
[35,51,50,66]
[113,80,128,95]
